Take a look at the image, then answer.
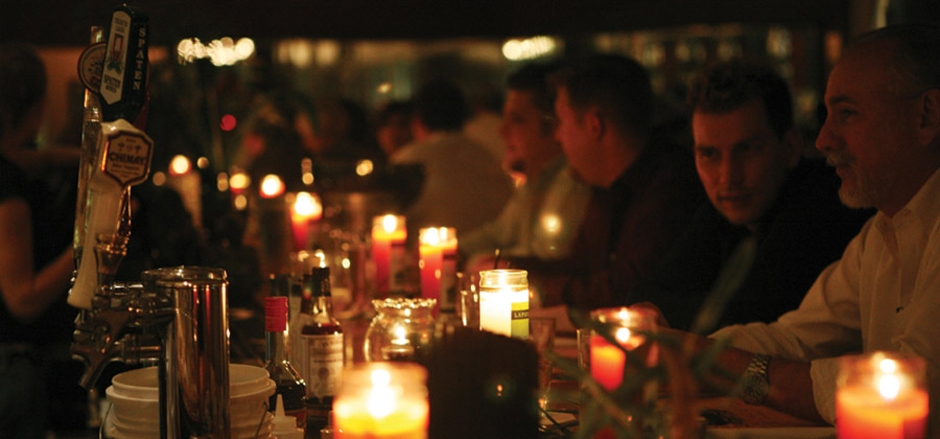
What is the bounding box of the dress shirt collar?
[875,167,940,230]
[903,167,940,233]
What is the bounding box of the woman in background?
[0,42,86,438]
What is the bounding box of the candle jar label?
[511,302,530,339]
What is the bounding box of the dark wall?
[2,0,850,47]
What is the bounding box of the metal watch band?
[741,353,771,405]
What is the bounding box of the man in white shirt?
[391,79,514,238]
[665,24,940,430]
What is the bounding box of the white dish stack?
[104,364,277,439]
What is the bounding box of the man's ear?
[584,107,604,142]
[917,89,940,146]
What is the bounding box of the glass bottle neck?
[312,296,334,317]
[265,327,290,364]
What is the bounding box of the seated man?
[506,55,705,329]
[631,60,873,331]
[461,61,590,268]
[664,24,940,430]
[391,79,514,238]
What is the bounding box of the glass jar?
[478,269,529,339]
[363,298,437,362]
[333,362,428,438]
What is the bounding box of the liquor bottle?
[264,295,307,432]
[302,266,344,437]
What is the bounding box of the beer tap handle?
[98,5,149,125]
[68,120,153,309]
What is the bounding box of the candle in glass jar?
[289,191,322,252]
[372,215,406,294]
[418,227,456,310]
[589,307,658,391]
[334,362,428,439]
[837,352,928,439]
[478,269,529,339]
[380,324,415,362]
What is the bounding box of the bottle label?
[304,333,343,400]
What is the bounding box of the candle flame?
[392,325,408,345]
[368,369,396,419]
[293,191,322,218]
[420,228,442,246]
[877,374,902,400]
[615,327,632,343]
[382,214,400,233]
[260,174,285,198]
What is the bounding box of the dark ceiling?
[2,0,851,47]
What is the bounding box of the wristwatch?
[741,353,771,405]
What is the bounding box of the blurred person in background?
[463,84,506,163]
[391,78,513,238]
[508,54,704,332]
[374,99,414,159]
[298,96,385,167]
[461,61,590,272]
[0,42,87,438]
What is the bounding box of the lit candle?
[837,352,928,439]
[418,227,456,312]
[588,307,658,391]
[478,269,529,339]
[381,324,415,362]
[334,362,428,439]
[289,191,322,252]
[588,307,658,439]
[372,215,406,295]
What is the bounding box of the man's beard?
[827,152,883,209]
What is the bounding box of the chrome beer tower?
[69,6,232,438]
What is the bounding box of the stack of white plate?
[105,364,276,439]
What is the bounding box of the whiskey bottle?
[302,266,344,437]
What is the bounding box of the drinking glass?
[456,272,480,329]
[529,317,556,411]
